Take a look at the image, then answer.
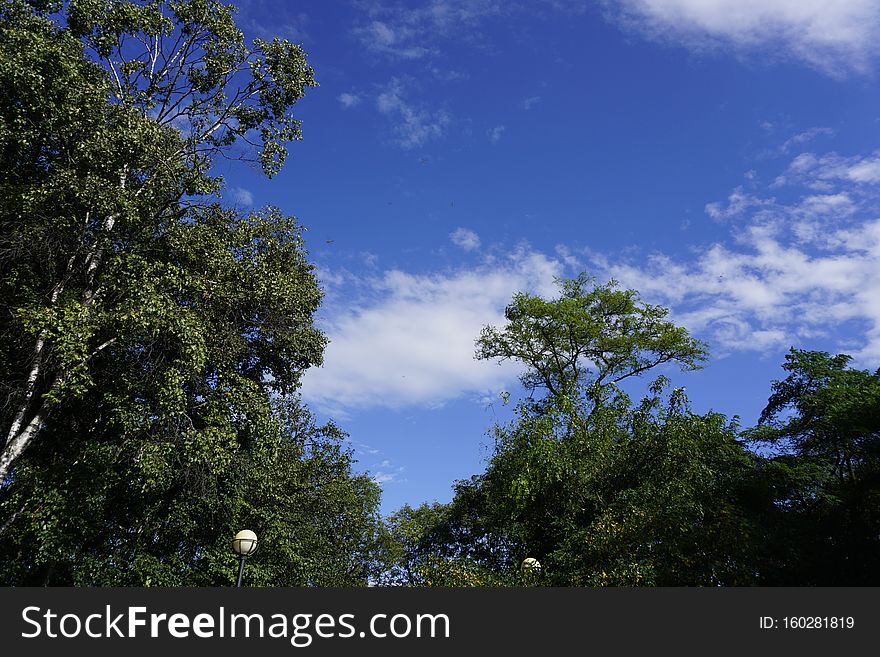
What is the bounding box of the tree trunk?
[0,373,63,484]
[0,209,118,484]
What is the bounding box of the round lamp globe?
[232,530,258,557]
[521,557,541,573]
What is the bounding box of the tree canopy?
[1,0,320,482]
[0,0,386,586]
[476,275,708,403]
[382,284,880,587]
[744,349,880,584]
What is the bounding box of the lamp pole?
[236,555,246,588]
[232,530,259,588]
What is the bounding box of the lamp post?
[232,529,258,588]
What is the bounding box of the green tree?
[1,0,317,482]
[378,501,514,587]
[0,1,386,586]
[0,398,387,586]
[435,383,765,586]
[745,349,880,584]
[402,277,764,586]
[476,275,708,408]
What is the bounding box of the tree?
[430,382,765,586]
[0,398,387,586]
[378,501,514,587]
[0,1,387,586]
[398,277,764,585]
[745,349,880,584]
[1,0,318,482]
[476,275,707,413]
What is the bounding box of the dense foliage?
[1,0,385,586]
[743,350,880,584]
[384,281,880,587]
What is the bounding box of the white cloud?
[775,150,880,189]
[430,67,469,81]
[597,149,880,364]
[375,79,450,148]
[353,1,505,60]
[779,126,834,153]
[370,458,407,485]
[304,147,880,415]
[355,19,433,59]
[704,186,773,220]
[522,96,541,111]
[338,92,362,109]
[450,227,482,251]
[488,124,506,143]
[231,187,254,206]
[352,441,381,457]
[609,0,880,76]
[301,248,566,414]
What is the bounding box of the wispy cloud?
[353,19,434,59]
[371,459,407,485]
[352,0,507,60]
[594,148,880,363]
[487,125,506,143]
[338,92,362,109]
[450,227,482,251]
[231,187,254,206]
[774,150,880,189]
[430,67,469,82]
[704,186,773,221]
[522,96,541,111]
[349,443,407,486]
[375,78,450,148]
[607,0,880,77]
[779,126,834,154]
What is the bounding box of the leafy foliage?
[476,275,708,405]
[382,278,777,586]
[384,335,880,586]
[0,399,386,586]
[0,1,385,586]
[744,349,880,584]
[426,382,765,586]
[1,0,318,482]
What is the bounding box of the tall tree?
[429,382,765,586]
[0,1,389,586]
[476,275,708,411]
[1,0,318,482]
[745,349,880,584]
[399,277,764,585]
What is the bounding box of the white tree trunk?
[0,373,63,484]
[0,211,119,485]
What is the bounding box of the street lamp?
[521,557,541,571]
[521,557,541,585]
[232,529,258,588]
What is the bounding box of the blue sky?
[224,0,880,514]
